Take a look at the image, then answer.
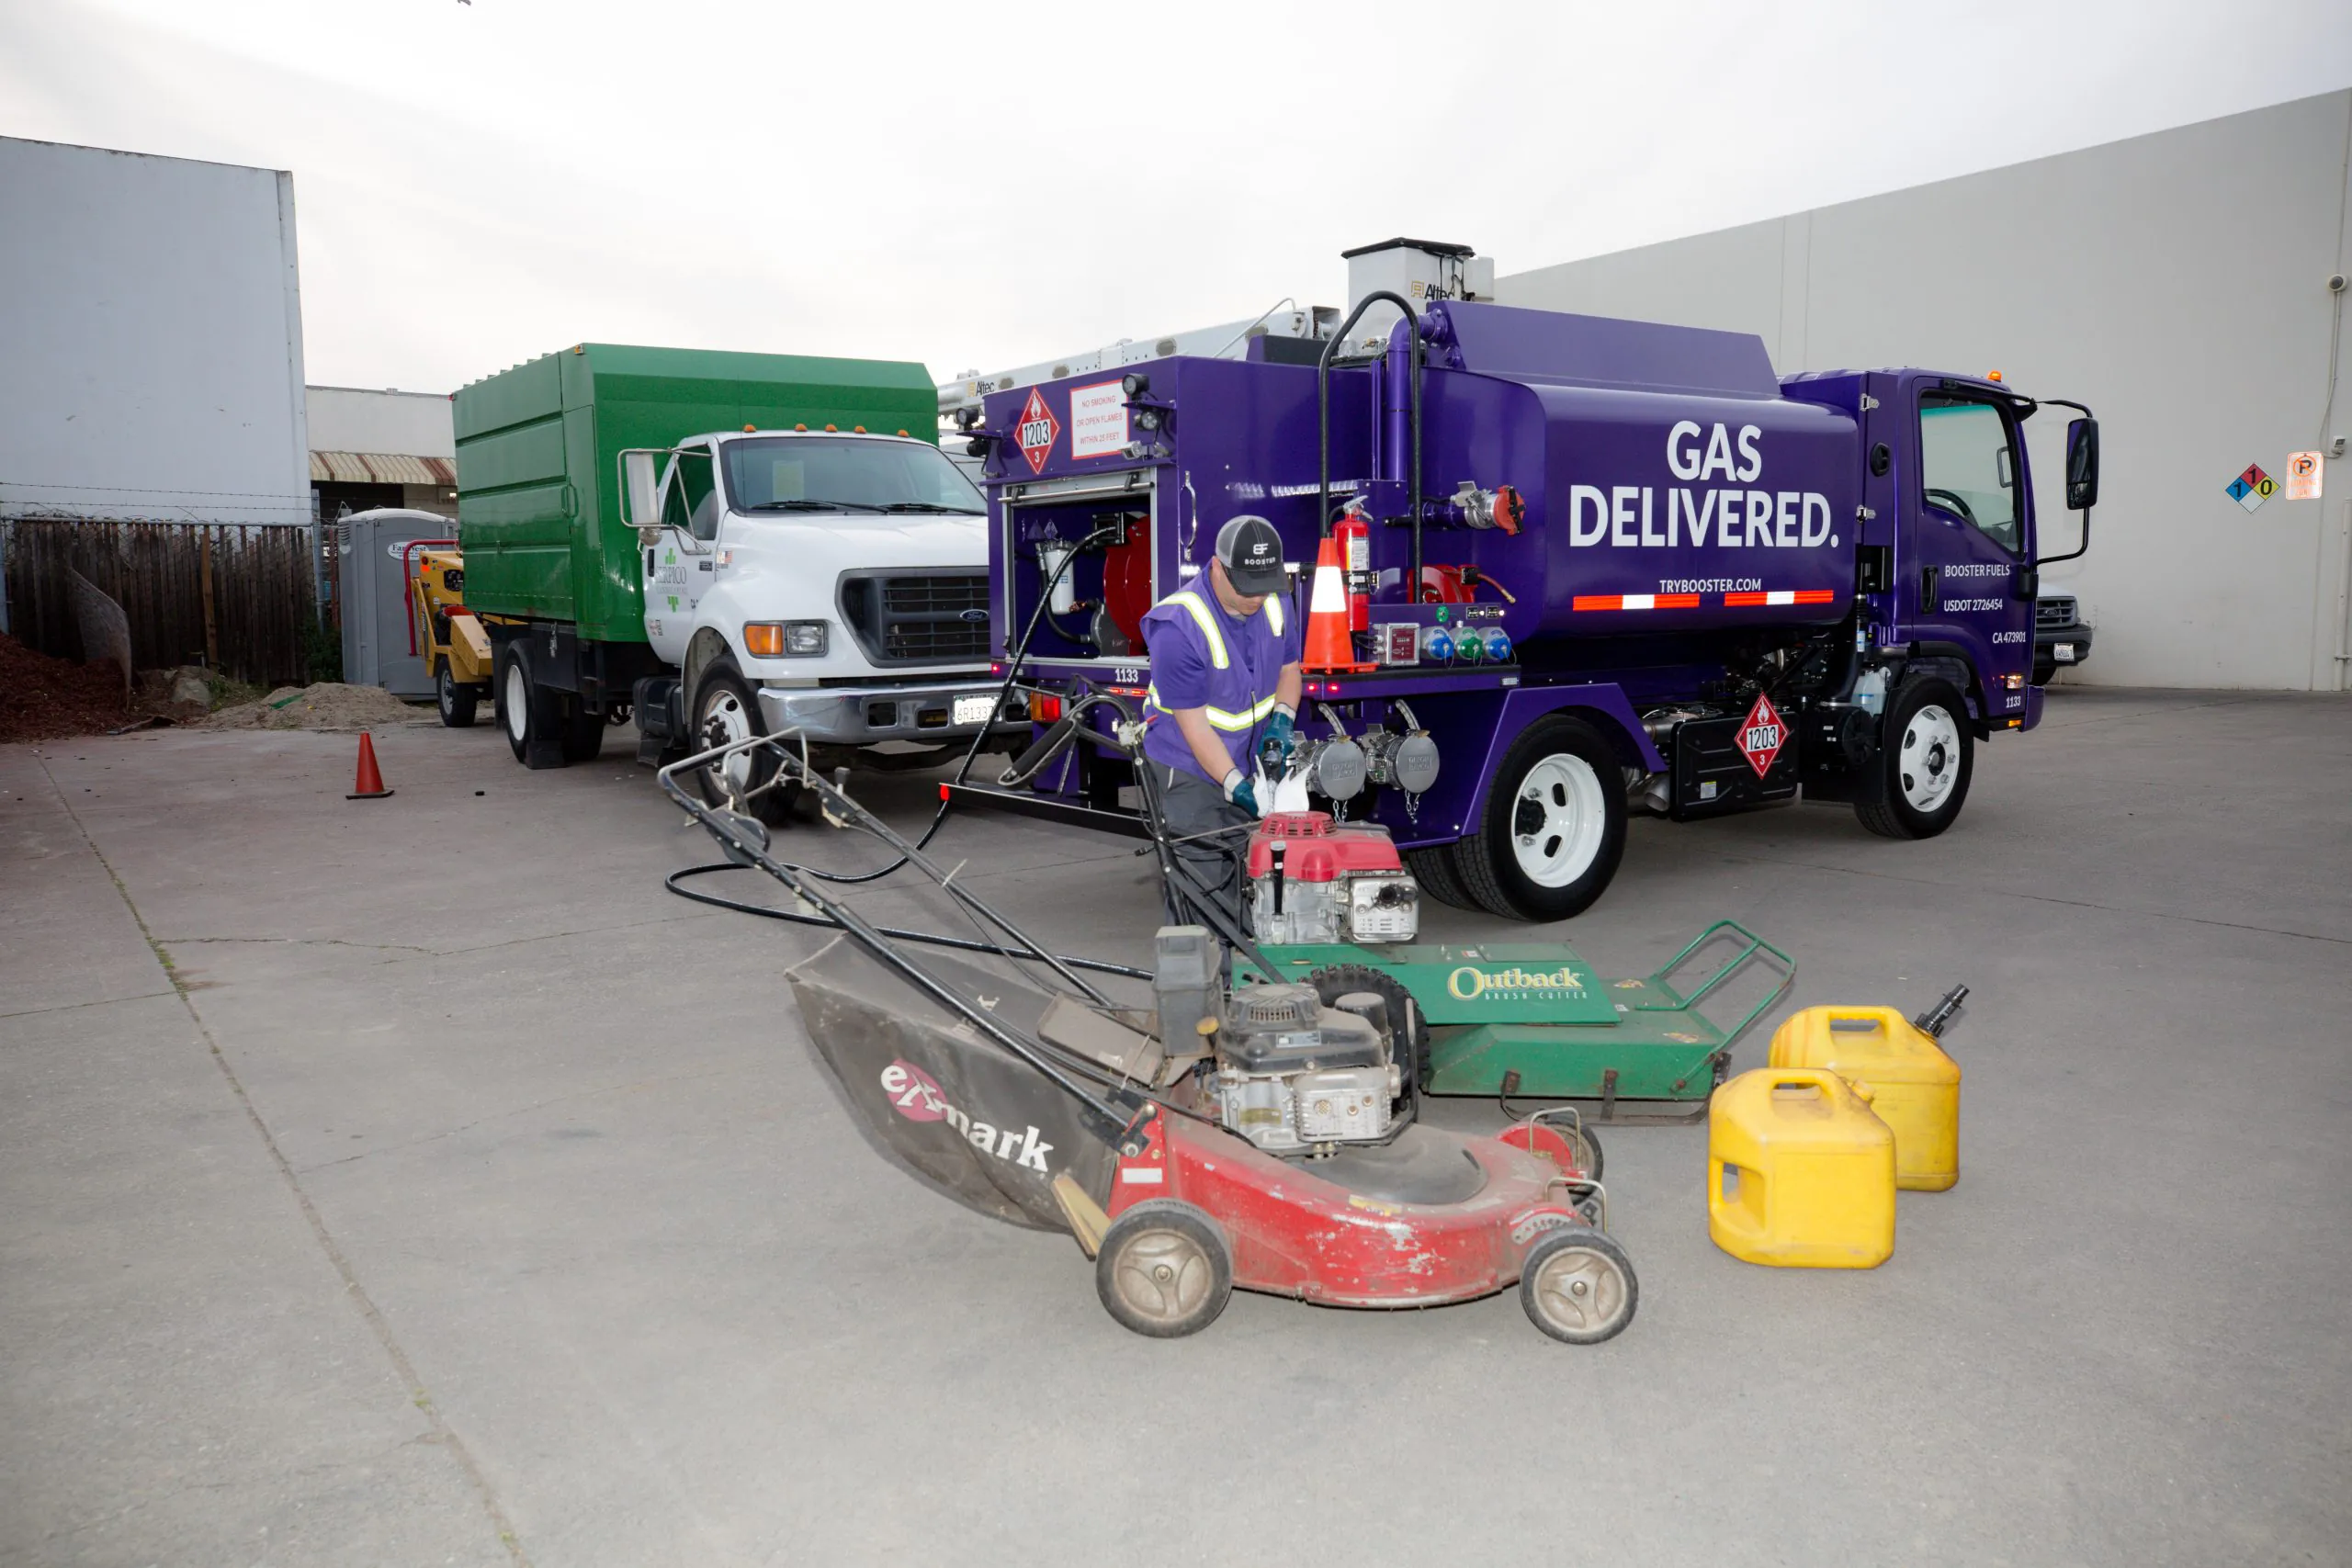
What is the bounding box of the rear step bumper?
[940,781,1151,840]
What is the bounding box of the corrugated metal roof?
[310,451,455,485]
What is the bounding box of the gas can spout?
[1912,985,1969,1040]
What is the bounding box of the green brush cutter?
[1229,810,1792,1122]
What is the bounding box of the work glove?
[1262,705,1296,776]
[1222,768,1260,816]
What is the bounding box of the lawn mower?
[658,718,1638,1343]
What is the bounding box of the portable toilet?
[337,508,453,697]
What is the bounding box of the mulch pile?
[0,634,130,743]
[203,682,435,732]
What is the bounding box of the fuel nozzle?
[1912,984,1969,1040]
[1259,729,1291,784]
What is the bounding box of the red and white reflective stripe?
[1572,592,1702,611]
[1569,589,1838,611]
[1722,589,1837,607]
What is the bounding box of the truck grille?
[2035,596,2078,629]
[839,571,989,666]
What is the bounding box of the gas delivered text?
[1568,422,1832,550]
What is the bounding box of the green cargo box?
[455,344,939,642]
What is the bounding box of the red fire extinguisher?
[1337,502,1372,635]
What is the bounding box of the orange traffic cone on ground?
[1301,536,1374,672]
[346,731,394,800]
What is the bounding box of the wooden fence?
[3,520,323,686]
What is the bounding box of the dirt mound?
[0,634,130,743]
[204,682,437,732]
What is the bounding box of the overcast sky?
[5,0,2348,397]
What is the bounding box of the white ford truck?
[455,344,1020,822]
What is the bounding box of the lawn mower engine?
[1246,812,1419,946]
[1155,928,1400,1156]
[1216,983,1398,1153]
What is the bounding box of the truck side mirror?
[2064,417,2099,512]
[621,450,662,530]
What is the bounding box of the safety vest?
[1142,590,1286,731]
[1138,585,1295,786]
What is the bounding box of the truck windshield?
[722,436,983,515]
[1918,394,2020,553]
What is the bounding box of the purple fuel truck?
[946,243,2099,922]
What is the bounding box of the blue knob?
[1420,626,1454,663]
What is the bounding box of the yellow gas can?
[1708,1068,1895,1269]
[1768,1005,1961,1190]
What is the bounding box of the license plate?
[952,694,997,726]
[2054,644,2076,662]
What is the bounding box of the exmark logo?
[1567,422,1835,552]
[878,1059,1055,1173]
[1016,388,1059,475]
[1737,692,1786,778]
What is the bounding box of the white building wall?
[304,386,454,458]
[1498,91,2352,693]
[0,137,311,525]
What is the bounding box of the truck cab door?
[1908,387,2032,724]
[642,443,718,666]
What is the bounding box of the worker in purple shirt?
[1139,515,1304,932]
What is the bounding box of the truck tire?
[1856,676,1973,840]
[436,666,478,728]
[559,698,605,763]
[1406,845,1477,911]
[1452,715,1627,922]
[496,641,567,770]
[692,659,795,827]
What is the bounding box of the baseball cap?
[1215,514,1288,597]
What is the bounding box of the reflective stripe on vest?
[1145,683,1283,733]
[1161,591,1228,670]
[1158,588,1282,668]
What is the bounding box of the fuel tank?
[1405,302,1861,646]
[975,303,1861,668]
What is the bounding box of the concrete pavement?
[4,689,2347,1565]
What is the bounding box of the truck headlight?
[745,621,828,658]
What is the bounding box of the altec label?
[1737,693,1786,778]
[1017,388,1059,475]
[878,1059,1055,1173]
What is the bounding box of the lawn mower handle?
[656,735,1150,1152]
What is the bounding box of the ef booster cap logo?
[1214,514,1288,594]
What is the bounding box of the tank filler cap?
[1453,481,1524,535]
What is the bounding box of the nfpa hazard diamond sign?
[1736,692,1787,778]
[1016,388,1059,475]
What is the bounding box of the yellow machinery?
[408,545,494,728]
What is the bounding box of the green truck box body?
[454,344,939,641]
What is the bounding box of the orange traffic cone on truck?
[346,731,394,799]
[1302,536,1374,672]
